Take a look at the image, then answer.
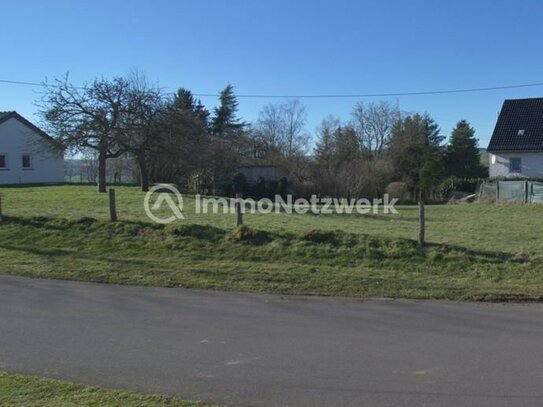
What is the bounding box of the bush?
[232,172,248,195]
[276,177,289,198]
[227,174,286,199]
[290,181,317,200]
[386,182,411,203]
[439,177,481,199]
[253,177,267,198]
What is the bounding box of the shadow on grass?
[0,243,153,267]
[302,210,418,222]
[166,223,226,241]
[0,216,73,230]
[424,241,522,263]
[1,215,162,233]
[0,215,527,266]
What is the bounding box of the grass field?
[0,371,210,406]
[0,184,542,301]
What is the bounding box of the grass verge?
[0,215,542,301]
[0,371,211,406]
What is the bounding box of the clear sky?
[2,0,543,147]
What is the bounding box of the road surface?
[0,275,542,406]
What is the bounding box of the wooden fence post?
[418,201,425,247]
[496,181,500,203]
[109,189,117,222]
[235,193,243,226]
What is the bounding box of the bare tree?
[253,104,286,157]
[283,100,309,157]
[82,149,98,184]
[253,99,309,159]
[251,100,310,185]
[39,75,130,192]
[120,70,165,191]
[351,101,398,157]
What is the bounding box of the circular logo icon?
[144,184,185,224]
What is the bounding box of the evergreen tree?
[211,84,245,137]
[172,88,209,126]
[148,87,211,183]
[388,113,445,198]
[446,120,484,178]
[173,88,197,110]
[334,125,360,164]
[314,121,337,174]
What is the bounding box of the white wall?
[489,152,543,178]
[0,117,64,184]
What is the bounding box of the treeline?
[311,106,486,201]
[40,72,486,199]
[40,72,245,193]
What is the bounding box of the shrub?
[439,177,481,199]
[290,181,317,200]
[386,182,411,203]
[232,172,248,195]
[276,177,289,198]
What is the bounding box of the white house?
[0,111,64,184]
[488,98,543,178]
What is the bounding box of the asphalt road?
[1,276,543,406]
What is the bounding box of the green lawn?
[0,184,542,301]
[0,371,210,406]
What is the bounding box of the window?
[0,155,5,169]
[22,154,32,169]
[510,157,522,173]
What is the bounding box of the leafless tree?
[253,99,309,159]
[39,74,131,192]
[120,70,166,191]
[351,101,398,157]
[81,149,99,184]
[283,100,309,157]
[254,103,286,154]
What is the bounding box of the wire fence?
[479,180,543,203]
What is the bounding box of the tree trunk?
[138,154,150,192]
[97,150,107,193]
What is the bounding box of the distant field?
[0,371,210,407]
[0,185,542,301]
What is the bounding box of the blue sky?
[2,0,543,147]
